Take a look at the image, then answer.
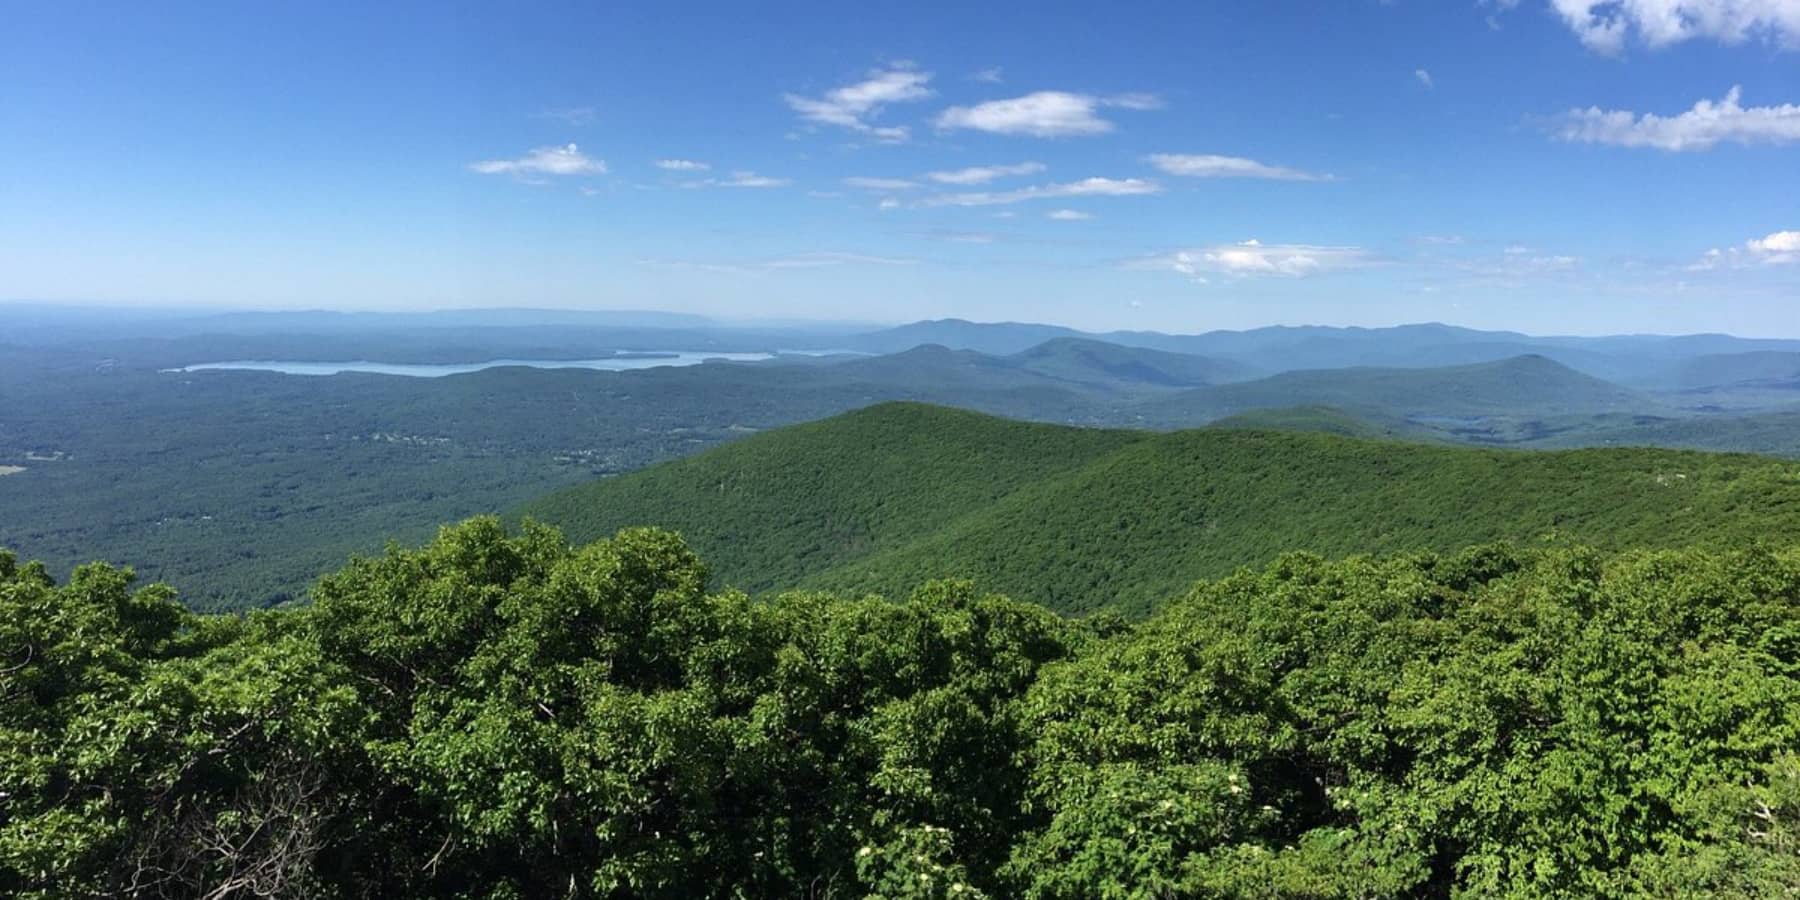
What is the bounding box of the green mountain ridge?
[520,401,1800,616]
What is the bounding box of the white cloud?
[843,176,919,190]
[1415,68,1434,89]
[1695,229,1800,267]
[1555,86,1800,150]
[1047,209,1092,221]
[1138,239,1370,279]
[922,176,1162,207]
[1548,0,1800,53]
[935,91,1159,137]
[924,162,1047,185]
[470,143,607,176]
[971,67,1004,83]
[784,65,933,141]
[1146,153,1331,181]
[1749,229,1800,257]
[655,158,710,171]
[878,197,902,211]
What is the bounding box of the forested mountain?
[521,403,1800,616]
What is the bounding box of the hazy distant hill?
[1653,350,1800,390]
[520,402,1800,616]
[846,319,1088,355]
[842,318,1800,385]
[1007,337,1260,387]
[1133,355,1657,426]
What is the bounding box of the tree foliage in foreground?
[4,520,1799,897]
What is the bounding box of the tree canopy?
[5,520,1799,897]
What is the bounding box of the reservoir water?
[162,351,831,377]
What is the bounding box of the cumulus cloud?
[1555,86,1800,150]
[935,91,1160,137]
[1047,209,1092,220]
[924,162,1047,184]
[1146,154,1331,181]
[1138,240,1370,280]
[1547,0,1800,53]
[470,143,607,176]
[655,159,710,171]
[785,65,933,141]
[1750,229,1800,257]
[1694,229,1800,267]
[922,176,1162,207]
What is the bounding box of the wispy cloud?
[935,91,1160,137]
[683,170,791,189]
[1554,86,1800,150]
[1047,209,1092,221]
[1135,239,1370,280]
[1146,153,1331,181]
[843,176,920,190]
[913,228,998,243]
[1547,0,1800,53]
[1465,247,1581,276]
[469,143,607,176]
[640,251,917,275]
[784,64,933,141]
[924,162,1047,185]
[1414,68,1434,89]
[655,158,710,171]
[922,176,1161,207]
[971,67,1005,83]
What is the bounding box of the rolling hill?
[519,402,1800,616]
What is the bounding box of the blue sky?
[3,1,1797,334]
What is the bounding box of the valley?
[5,312,1800,610]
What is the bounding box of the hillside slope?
[515,403,1144,590]
[521,403,1800,616]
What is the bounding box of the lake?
[162,351,834,377]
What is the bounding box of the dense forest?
[4,519,1797,897]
